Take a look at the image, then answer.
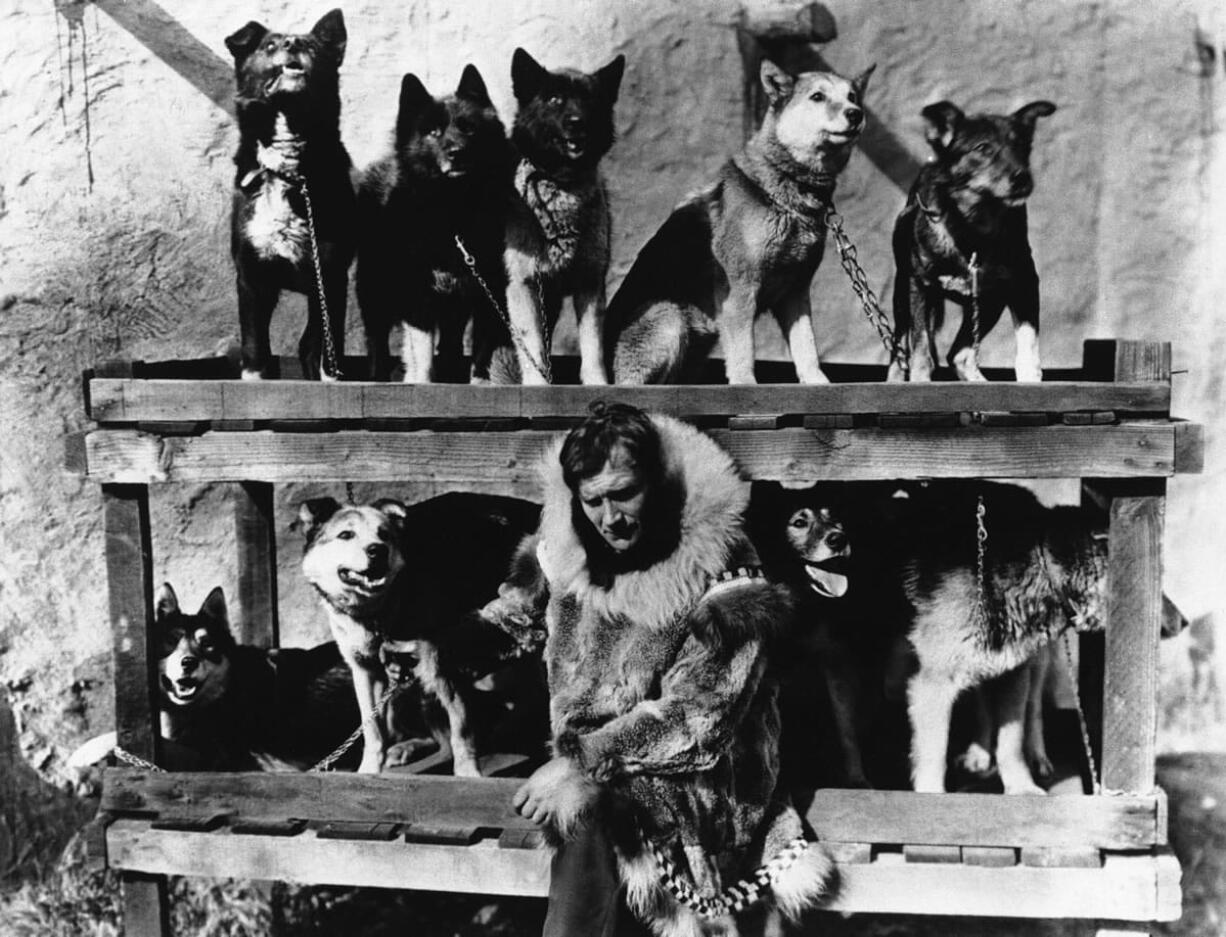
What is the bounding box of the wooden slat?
[101,769,539,833]
[81,423,1183,486]
[903,844,962,863]
[1082,340,1171,383]
[822,841,873,864]
[804,789,1165,849]
[86,378,1172,424]
[121,873,170,937]
[962,846,1018,867]
[233,482,278,647]
[1174,421,1205,474]
[1022,846,1103,868]
[1095,480,1166,793]
[103,486,158,762]
[104,820,1181,921]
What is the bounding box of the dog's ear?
[1012,100,1057,135]
[199,587,230,629]
[456,64,492,106]
[596,54,626,104]
[851,63,876,99]
[154,583,179,621]
[398,73,434,130]
[295,497,342,543]
[511,47,550,103]
[310,9,347,65]
[921,100,964,152]
[372,498,409,534]
[225,21,269,63]
[759,60,795,106]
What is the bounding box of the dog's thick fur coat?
[890,100,1056,383]
[607,60,873,385]
[225,9,355,381]
[503,417,832,936]
[493,48,625,386]
[357,66,512,383]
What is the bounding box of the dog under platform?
[69,339,1200,937]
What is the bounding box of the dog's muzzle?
[160,674,200,705]
[804,555,850,598]
[337,566,389,595]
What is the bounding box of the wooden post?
[103,483,170,935]
[234,481,279,647]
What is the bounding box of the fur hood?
[534,413,753,628]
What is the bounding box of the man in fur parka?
[497,403,834,937]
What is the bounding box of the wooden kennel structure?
[68,339,1200,936]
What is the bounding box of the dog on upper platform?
[492,48,625,386]
[298,493,543,774]
[606,59,873,385]
[357,66,512,383]
[154,583,358,770]
[225,9,356,381]
[889,99,1056,383]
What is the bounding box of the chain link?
[114,746,164,772]
[969,251,982,362]
[975,493,989,631]
[454,235,553,384]
[309,680,403,772]
[1056,634,1102,795]
[300,180,343,381]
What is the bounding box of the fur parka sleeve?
[554,578,792,782]
[477,533,551,638]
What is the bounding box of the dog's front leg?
[949,297,1004,382]
[1008,271,1043,382]
[907,670,960,793]
[302,259,349,382]
[399,314,436,384]
[822,660,869,787]
[718,286,759,384]
[572,283,609,385]
[1023,646,1054,783]
[350,662,387,774]
[774,288,829,384]
[237,272,278,380]
[505,276,550,385]
[904,281,941,382]
[993,663,1045,794]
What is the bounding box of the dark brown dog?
[890,100,1056,383]
[225,9,355,381]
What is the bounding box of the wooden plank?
[121,873,170,937]
[976,411,1048,427]
[804,789,1164,849]
[150,813,228,832]
[903,844,962,864]
[316,821,401,841]
[1022,846,1103,868]
[822,841,873,864]
[101,769,540,833]
[104,820,1181,920]
[64,430,89,475]
[1174,420,1204,474]
[962,846,1018,867]
[498,828,546,850]
[403,823,482,846]
[728,414,783,430]
[103,485,158,763]
[86,378,1172,424]
[233,482,278,647]
[879,412,962,428]
[1091,480,1165,793]
[802,414,854,429]
[1082,340,1171,382]
[229,818,306,837]
[82,423,1181,485]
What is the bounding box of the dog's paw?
[956,742,994,776]
[357,751,385,774]
[453,758,482,778]
[1026,748,1054,782]
[1000,774,1047,796]
[241,368,265,381]
[385,737,440,767]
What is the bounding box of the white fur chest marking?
[516,160,594,274]
[246,179,309,264]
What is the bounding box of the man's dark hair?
[559,401,664,491]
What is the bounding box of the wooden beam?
[233,482,278,647]
[805,789,1165,850]
[86,379,1172,425]
[120,873,171,937]
[104,820,1182,921]
[81,423,1182,486]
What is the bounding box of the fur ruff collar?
[535,414,751,631]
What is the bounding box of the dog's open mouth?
[337,567,389,595]
[562,137,587,159]
[823,130,858,145]
[804,556,850,598]
[160,675,200,705]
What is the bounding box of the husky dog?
[897,483,1107,794]
[890,100,1056,382]
[297,493,540,774]
[155,583,357,770]
[357,67,512,383]
[494,48,625,385]
[225,9,355,381]
[607,59,873,385]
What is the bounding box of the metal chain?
[454,234,553,384]
[1056,634,1102,795]
[969,251,982,362]
[114,747,164,772]
[300,180,343,381]
[823,203,909,377]
[310,680,403,772]
[975,492,989,630]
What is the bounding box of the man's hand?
[512,757,598,836]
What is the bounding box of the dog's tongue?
[807,565,849,598]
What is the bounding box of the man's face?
[576,446,650,554]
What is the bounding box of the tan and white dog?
[607,59,873,384]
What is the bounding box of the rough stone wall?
[1,0,1224,796]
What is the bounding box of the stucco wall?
[2,0,1224,789]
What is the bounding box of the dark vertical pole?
[234,481,279,647]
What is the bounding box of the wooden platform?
[70,339,1201,935]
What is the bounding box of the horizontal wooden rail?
[86,379,1172,424]
[77,422,1187,485]
[103,819,1181,921]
